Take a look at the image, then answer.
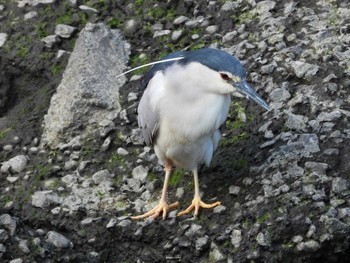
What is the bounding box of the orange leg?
[131,159,179,220]
[178,168,221,217]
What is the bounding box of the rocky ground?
[1,0,350,262]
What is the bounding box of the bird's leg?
[131,159,179,220]
[178,168,221,217]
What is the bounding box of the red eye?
[220,73,230,80]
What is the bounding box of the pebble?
[1,155,28,174]
[100,136,112,152]
[132,165,148,182]
[24,11,38,20]
[117,147,129,156]
[153,30,171,38]
[290,61,319,79]
[0,229,9,242]
[79,5,98,13]
[229,185,241,195]
[171,30,183,42]
[55,24,76,38]
[31,190,62,208]
[0,214,17,236]
[231,229,242,248]
[173,16,189,25]
[0,33,8,47]
[195,235,209,252]
[256,232,271,247]
[41,35,60,48]
[46,231,74,248]
[332,177,349,194]
[92,170,111,184]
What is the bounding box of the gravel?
[1,0,350,262]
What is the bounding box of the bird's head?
[178,48,270,111]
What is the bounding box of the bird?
[130,48,269,220]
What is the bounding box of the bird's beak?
[235,81,270,111]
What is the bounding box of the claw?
[177,197,221,217]
[131,201,180,220]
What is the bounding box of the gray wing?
[137,87,159,146]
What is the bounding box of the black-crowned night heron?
[131,48,269,220]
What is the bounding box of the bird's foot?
[177,197,221,217]
[131,201,180,220]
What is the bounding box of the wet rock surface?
[1,0,350,262]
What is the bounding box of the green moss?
[169,169,186,187]
[147,171,158,181]
[56,13,73,25]
[32,163,53,182]
[107,152,126,170]
[0,128,11,140]
[50,64,64,76]
[34,22,49,38]
[256,213,271,224]
[130,54,151,75]
[233,10,258,25]
[107,17,123,29]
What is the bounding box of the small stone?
[206,25,218,34]
[29,147,39,154]
[286,113,307,131]
[55,24,76,38]
[173,16,189,25]
[176,187,184,199]
[46,231,74,248]
[255,1,276,15]
[290,61,319,80]
[0,229,9,242]
[129,128,144,145]
[209,243,226,261]
[18,240,30,254]
[6,176,19,183]
[221,1,239,11]
[9,259,23,263]
[106,218,117,228]
[1,155,28,174]
[153,30,171,38]
[132,165,148,182]
[41,35,60,48]
[124,19,140,35]
[269,88,291,102]
[64,160,78,170]
[100,136,111,151]
[213,205,226,214]
[296,240,320,252]
[332,177,349,194]
[229,185,241,195]
[256,232,271,247]
[127,92,138,102]
[222,31,238,43]
[231,229,242,248]
[0,243,5,253]
[92,169,111,184]
[117,147,129,156]
[185,224,203,238]
[195,235,210,252]
[292,235,303,243]
[0,33,8,47]
[0,214,17,236]
[31,190,62,208]
[24,11,38,20]
[3,145,13,152]
[79,5,98,13]
[171,30,183,42]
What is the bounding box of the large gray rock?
[41,23,130,148]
